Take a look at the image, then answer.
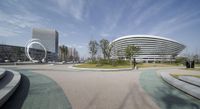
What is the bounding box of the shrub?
[87,59,129,66]
[99,59,110,65]
[115,60,129,65]
[87,60,98,64]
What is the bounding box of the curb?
[0,69,6,80]
[0,69,21,107]
[69,65,133,71]
[160,72,200,100]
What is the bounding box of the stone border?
[160,72,200,99]
[69,65,132,71]
[0,69,21,107]
[178,76,200,87]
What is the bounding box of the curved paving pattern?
[18,70,72,109]
[3,65,200,109]
[0,67,71,109]
[0,69,21,107]
[160,72,200,99]
[1,73,30,109]
[140,70,200,109]
[0,69,5,79]
[178,76,200,87]
[15,65,159,109]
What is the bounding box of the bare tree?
[89,40,99,61]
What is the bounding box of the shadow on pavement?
[0,71,14,89]
[1,74,30,109]
[155,87,199,109]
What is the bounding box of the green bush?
[87,60,98,64]
[99,59,110,65]
[87,59,129,66]
[115,60,129,65]
[175,57,187,64]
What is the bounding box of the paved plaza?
[1,64,200,109]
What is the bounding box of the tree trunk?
[130,56,133,69]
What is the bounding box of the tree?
[116,50,122,60]
[125,45,140,68]
[106,44,113,60]
[14,47,24,61]
[59,45,68,61]
[99,39,113,60]
[89,40,99,61]
[64,46,68,61]
[175,56,187,64]
[59,46,64,61]
[125,45,140,59]
[2,45,12,61]
[100,39,109,59]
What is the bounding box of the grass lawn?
[171,67,200,78]
[75,63,131,69]
[137,63,178,68]
[75,63,179,69]
[195,64,200,67]
[183,68,200,71]
[171,73,200,78]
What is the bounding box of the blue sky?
[0,0,200,57]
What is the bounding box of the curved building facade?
[110,35,185,62]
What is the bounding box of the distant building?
[67,47,79,60]
[32,28,59,60]
[0,44,54,62]
[58,46,79,62]
[110,35,185,62]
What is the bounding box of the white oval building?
[110,35,185,62]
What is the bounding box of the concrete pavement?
[11,64,160,109]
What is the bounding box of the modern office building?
[0,44,54,62]
[58,47,79,61]
[68,47,79,58]
[32,28,58,53]
[32,28,59,60]
[110,35,185,62]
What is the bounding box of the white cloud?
[0,26,21,37]
[149,11,200,35]
[133,1,174,26]
[100,2,127,35]
[100,33,110,37]
[52,0,86,21]
[0,9,47,37]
